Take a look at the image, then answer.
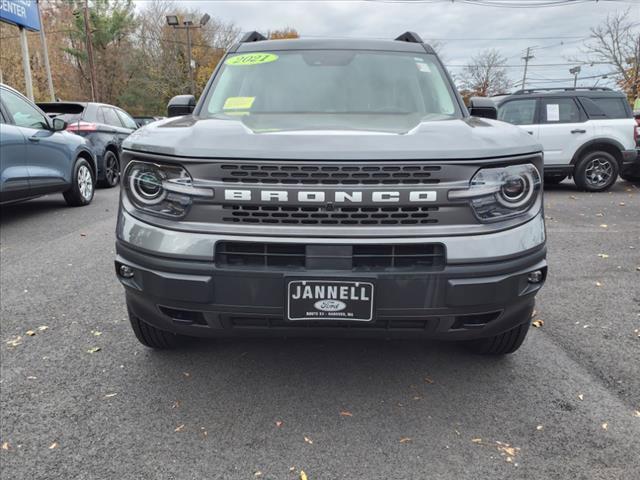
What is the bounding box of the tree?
[268,28,299,40]
[459,49,512,97]
[579,9,640,101]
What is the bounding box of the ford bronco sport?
[496,87,638,191]
[115,32,547,355]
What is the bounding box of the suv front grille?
[215,241,446,271]
[220,163,441,185]
[222,205,439,225]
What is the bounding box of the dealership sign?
[0,0,40,31]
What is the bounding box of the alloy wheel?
[584,157,613,188]
[78,165,93,200]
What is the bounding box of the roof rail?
[394,31,423,43]
[240,31,267,43]
[513,87,613,94]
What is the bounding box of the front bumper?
[115,210,547,340]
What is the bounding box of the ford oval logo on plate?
[314,300,347,312]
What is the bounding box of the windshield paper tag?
[224,97,255,110]
[225,53,279,66]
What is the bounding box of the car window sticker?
[225,53,279,66]
[546,104,560,122]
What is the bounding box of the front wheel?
[63,158,95,206]
[573,151,619,192]
[464,321,530,355]
[128,308,179,349]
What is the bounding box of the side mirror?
[167,95,196,117]
[52,117,67,131]
[468,97,498,120]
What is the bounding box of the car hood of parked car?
[122,114,541,160]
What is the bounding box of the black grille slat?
[222,205,439,225]
[220,163,441,185]
[215,241,445,271]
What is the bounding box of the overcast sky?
[136,0,639,90]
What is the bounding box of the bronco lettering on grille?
[223,189,437,203]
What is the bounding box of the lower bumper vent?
[215,241,446,271]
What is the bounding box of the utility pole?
[18,27,34,100]
[37,0,55,101]
[569,66,581,88]
[166,14,210,95]
[521,46,535,91]
[184,21,195,95]
[83,0,98,101]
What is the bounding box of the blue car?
[0,84,97,206]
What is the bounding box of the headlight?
[124,161,213,217]
[449,164,541,222]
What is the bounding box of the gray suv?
[115,32,547,355]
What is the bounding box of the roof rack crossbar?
[240,31,267,43]
[394,31,423,44]
[513,87,612,94]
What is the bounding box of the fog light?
[527,270,544,284]
[119,265,135,279]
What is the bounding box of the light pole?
[167,14,210,95]
[569,66,581,88]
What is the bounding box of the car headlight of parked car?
[124,161,213,217]
[449,164,541,222]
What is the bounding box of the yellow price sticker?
[225,53,279,66]
[223,97,255,110]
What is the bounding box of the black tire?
[128,308,179,349]
[544,174,567,185]
[465,321,530,355]
[573,151,619,192]
[63,157,95,206]
[97,150,120,188]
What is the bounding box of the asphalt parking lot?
[1,181,639,480]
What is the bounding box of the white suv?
[496,87,638,191]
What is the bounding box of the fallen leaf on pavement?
[339,411,353,417]
[174,424,185,432]
[304,436,313,445]
[399,437,412,443]
[300,470,308,480]
[87,347,101,354]
[532,319,544,328]
[49,442,58,450]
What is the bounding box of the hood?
[123,114,541,160]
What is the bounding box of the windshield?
[202,50,459,127]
